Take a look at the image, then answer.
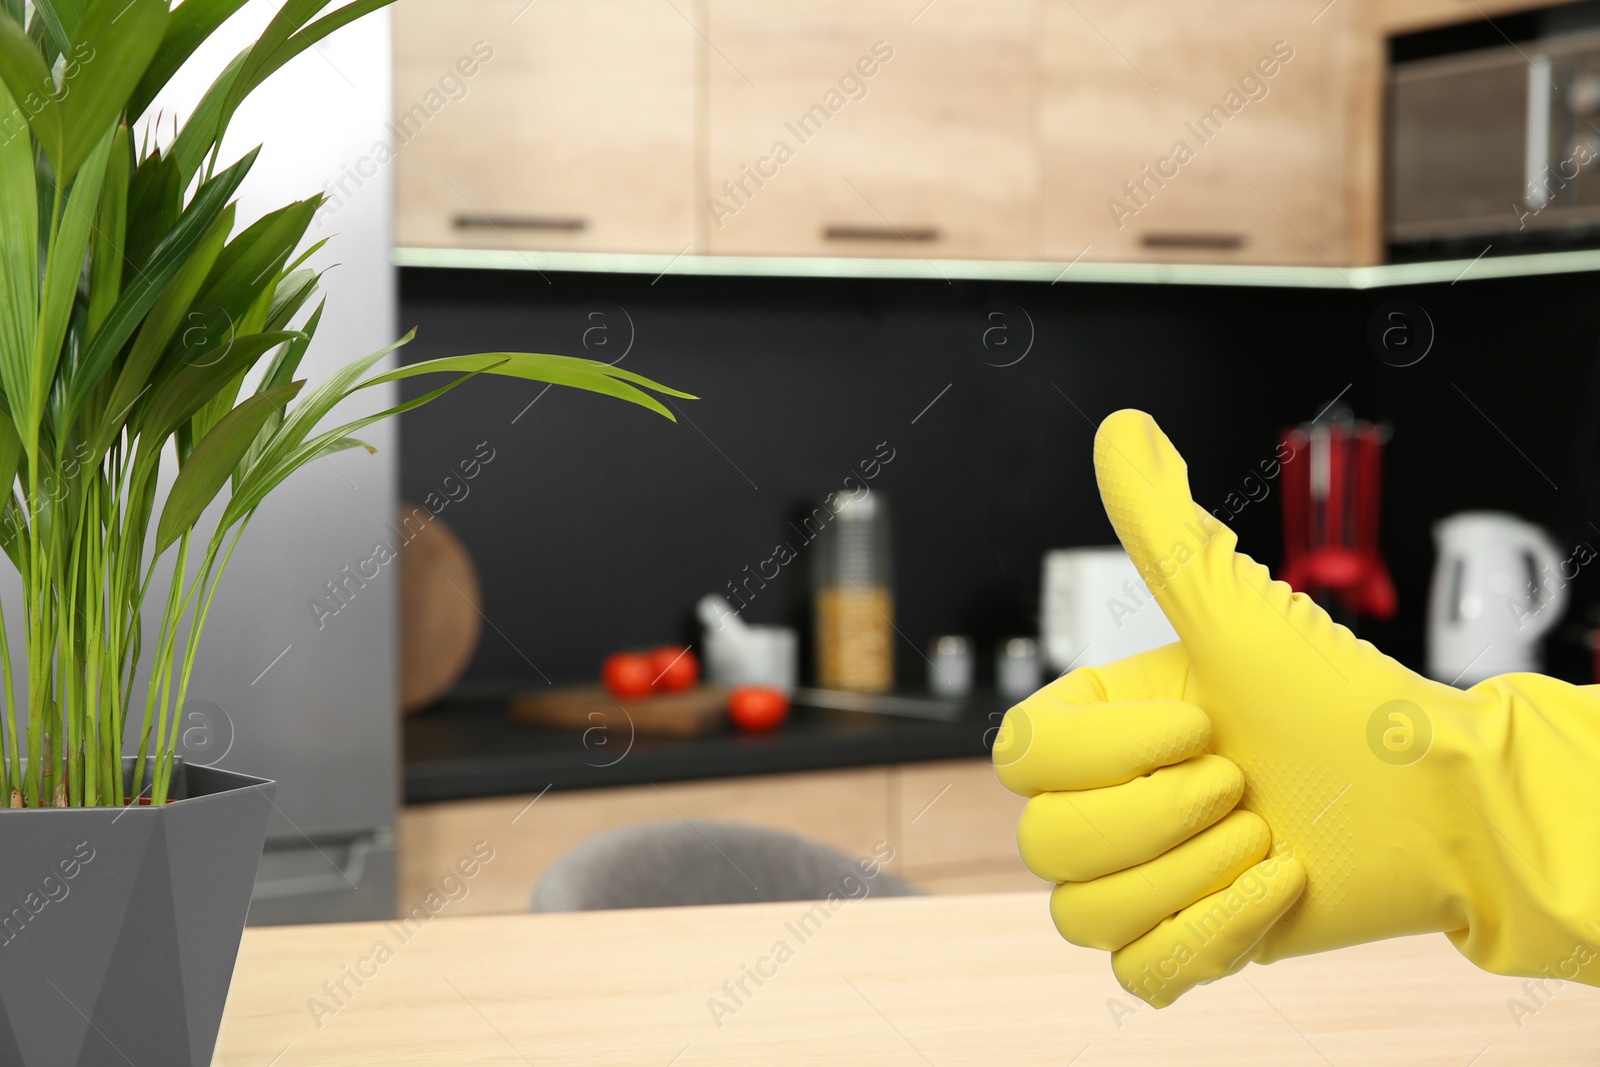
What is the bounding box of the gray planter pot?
[0,758,274,1066]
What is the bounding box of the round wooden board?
[399,504,482,714]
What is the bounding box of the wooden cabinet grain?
[892,759,1047,894]
[399,767,894,916]
[391,0,698,254]
[893,759,1028,871]
[398,759,1042,915]
[390,1,1522,268]
[1039,0,1353,266]
[701,0,1039,260]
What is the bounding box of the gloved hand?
[995,409,1600,1007]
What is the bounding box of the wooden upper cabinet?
[1040,0,1352,265]
[391,0,697,254]
[387,0,1501,268]
[702,0,1039,261]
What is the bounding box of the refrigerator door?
[248,832,398,926]
[133,3,401,921]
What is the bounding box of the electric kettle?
[1425,511,1568,686]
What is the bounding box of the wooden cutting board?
[510,685,730,738]
[399,506,482,714]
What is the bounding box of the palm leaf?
[0,413,23,572]
[25,0,68,58]
[96,204,235,454]
[168,50,246,186]
[223,367,484,530]
[239,298,322,481]
[361,353,695,420]
[195,198,318,322]
[139,330,301,443]
[251,0,396,91]
[259,296,321,395]
[155,381,304,554]
[0,0,692,810]
[0,78,37,452]
[263,268,320,332]
[66,148,256,431]
[127,0,253,122]
[33,128,112,433]
[251,329,414,467]
[85,122,129,336]
[0,9,63,170]
[56,0,166,185]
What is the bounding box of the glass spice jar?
[813,493,893,693]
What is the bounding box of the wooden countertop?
[215,892,1600,1065]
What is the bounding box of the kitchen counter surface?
[403,690,1007,803]
[215,891,1600,1065]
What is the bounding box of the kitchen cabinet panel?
[398,767,894,916]
[893,759,1027,873]
[399,757,1042,916]
[908,867,1050,895]
[1040,0,1352,265]
[391,0,698,253]
[387,1,1546,270]
[703,0,1038,260]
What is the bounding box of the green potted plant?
[0,0,688,1061]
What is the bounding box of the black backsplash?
[397,266,1600,691]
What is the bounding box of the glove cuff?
[1445,674,1600,985]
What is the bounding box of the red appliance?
[1279,412,1397,622]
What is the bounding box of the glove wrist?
[1243,677,1491,963]
[1430,673,1600,982]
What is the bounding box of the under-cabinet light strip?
[392,245,1600,290]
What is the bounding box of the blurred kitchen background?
[207,0,1600,922]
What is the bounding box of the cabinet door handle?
[454,213,588,232]
[1139,232,1244,251]
[1524,54,1554,210]
[823,224,941,243]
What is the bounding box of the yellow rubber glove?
[995,409,1600,1007]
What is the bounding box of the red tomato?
[602,652,654,700]
[728,687,790,733]
[648,645,700,692]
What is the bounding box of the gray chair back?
[531,820,919,912]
